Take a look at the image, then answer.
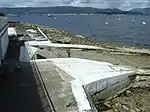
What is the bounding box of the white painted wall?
[85,73,135,100]
[19,46,38,62]
[19,46,29,62]
[0,17,8,62]
[91,75,133,100]
[8,27,17,36]
[1,29,9,59]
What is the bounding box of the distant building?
[0,15,9,65]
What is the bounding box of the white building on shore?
[0,16,9,65]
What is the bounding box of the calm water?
[9,14,150,48]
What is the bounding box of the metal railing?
[27,43,56,112]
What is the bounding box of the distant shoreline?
[1,6,150,15]
[9,21,150,51]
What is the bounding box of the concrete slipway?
[20,42,137,112]
[18,28,137,112]
[31,58,136,112]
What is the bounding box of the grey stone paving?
[36,61,78,112]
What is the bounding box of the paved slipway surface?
[9,14,150,49]
[0,39,45,112]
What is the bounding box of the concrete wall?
[0,17,8,63]
[19,45,38,62]
[8,27,17,36]
[85,73,136,100]
[19,46,30,62]
[1,29,8,59]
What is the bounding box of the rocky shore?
[10,21,150,112]
[11,22,125,47]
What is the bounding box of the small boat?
[105,22,109,25]
[48,14,54,17]
[142,21,146,25]
[132,19,135,22]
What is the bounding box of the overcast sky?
[0,0,150,10]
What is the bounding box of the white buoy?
[132,19,135,22]
[105,22,108,25]
[118,17,121,20]
[142,22,146,24]
[54,17,57,19]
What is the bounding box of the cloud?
[119,0,150,10]
[0,0,150,10]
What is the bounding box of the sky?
[0,0,150,10]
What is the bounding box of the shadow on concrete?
[0,39,47,112]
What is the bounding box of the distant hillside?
[0,6,147,15]
[130,8,150,15]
